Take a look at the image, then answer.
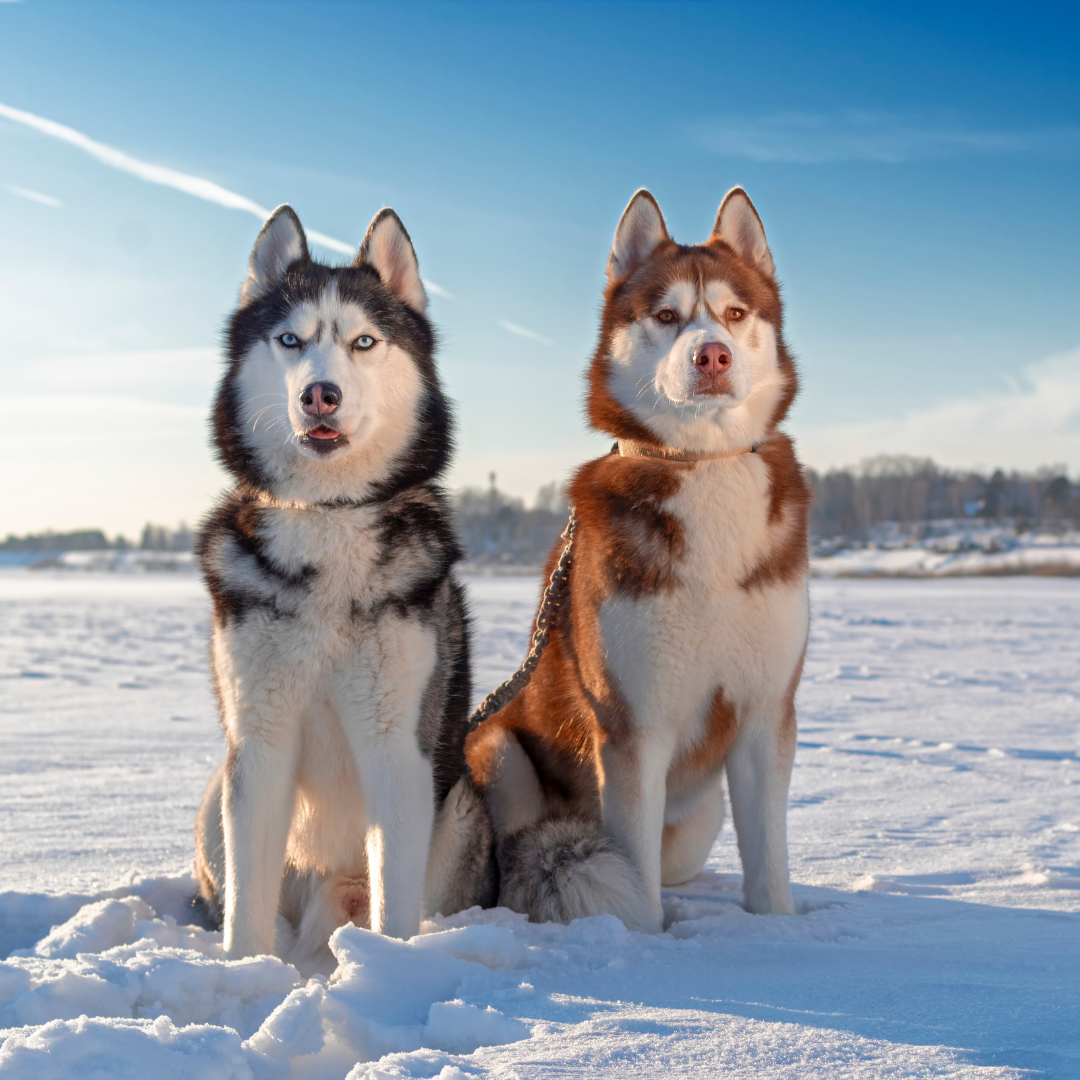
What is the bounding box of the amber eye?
[727,307,747,322]
[655,309,677,324]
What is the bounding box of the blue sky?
[2,0,1079,536]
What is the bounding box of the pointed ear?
[710,187,775,279]
[607,189,669,283]
[356,208,427,313]
[240,205,309,306]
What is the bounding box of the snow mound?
[247,923,531,1071]
[421,1000,529,1054]
[409,923,530,970]
[25,896,157,959]
[0,1015,251,1080]
[1,922,299,1035]
[0,892,542,1077]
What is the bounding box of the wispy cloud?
[6,184,62,208]
[501,320,554,347]
[797,347,1080,474]
[694,110,1080,165]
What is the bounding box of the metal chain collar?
[466,508,577,733]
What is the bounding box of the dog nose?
[299,381,341,416]
[693,342,732,377]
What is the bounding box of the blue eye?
[278,333,301,348]
[354,335,376,351]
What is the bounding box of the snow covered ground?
[811,530,1080,578]
[1,570,1078,1078]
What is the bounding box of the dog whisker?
[249,404,286,433]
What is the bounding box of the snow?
[1,569,1078,1078]
[812,530,1080,578]
[11,550,199,573]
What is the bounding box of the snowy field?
[810,537,1080,579]
[1,570,1078,1078]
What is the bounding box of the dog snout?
[692,342,732,378]
[299,381,342,417]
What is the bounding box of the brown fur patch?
[569,452,687,599]
[778,641,807,768]
[740,435,812,591]
[667,685,740,795]
[466,451,691,818]
[566,453,690,749]
[233,500,263,543]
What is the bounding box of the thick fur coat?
[195,206,495,965]
[467,188,810,931]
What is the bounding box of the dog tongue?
[308,427,338,440]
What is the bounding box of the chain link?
[466,508,577,733]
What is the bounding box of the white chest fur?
[598,455,808,751]
[210,504,438,874]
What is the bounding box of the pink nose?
[693,342,732,377]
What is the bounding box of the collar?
[616,438,766,462]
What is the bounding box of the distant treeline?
[6,459,1075,564]
[455,457,1079,564]
[453,481,569,566]
[808,456,1077,539]
[0,522,193,554]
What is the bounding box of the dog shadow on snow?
[625,869,1079,1079]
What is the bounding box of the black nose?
[299,381,341,416]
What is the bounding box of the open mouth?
[298,426,349,455]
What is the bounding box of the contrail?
[0,100,352,253]
[6,184,62,208]
[0,99,448,298]
[501,320,554,347]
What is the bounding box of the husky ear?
[240,205,309,306]
[710,187,775,279]
[356,208,427,313]
[607,189,669,283]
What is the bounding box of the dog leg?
[470,727,545,839]
[354,736,434,939]
[598,735,670,932]
[222,730,300,958]
[724,714,795,915]
[661,773,726,887]
[334,616,438,939]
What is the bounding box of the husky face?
[588,188,797,453]
[215,206,450,504]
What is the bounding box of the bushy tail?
[496,816,657,933]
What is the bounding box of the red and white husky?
[467,187,810,931]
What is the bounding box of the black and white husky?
[194,205,496,963]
